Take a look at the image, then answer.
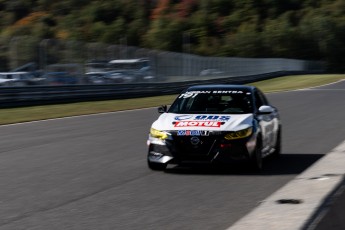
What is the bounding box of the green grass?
[0,74,344,125]
[251,74,345,92]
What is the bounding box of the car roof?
[186,84,256,92]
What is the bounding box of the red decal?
[174,121,221,127]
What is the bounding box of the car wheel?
[148,160,167,171]
[251,137,263,171]
[272,127,282,158]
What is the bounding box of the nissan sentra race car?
[147,85,281,171]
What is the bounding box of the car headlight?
[150,128,168,140]
[224,127,253,140]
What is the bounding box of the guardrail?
[0,71,316,108]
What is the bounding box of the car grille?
[169,135,220,161]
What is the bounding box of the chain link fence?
[1,36,325,85]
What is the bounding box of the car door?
[254,89,276,155]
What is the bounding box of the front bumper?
[147,132,257,165]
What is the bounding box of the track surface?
[0,81,344,230]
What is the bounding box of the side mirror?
[258,105,274,114]
[158,105,167,113]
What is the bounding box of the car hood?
[152,113,254,132]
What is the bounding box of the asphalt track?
[0,80,344,230]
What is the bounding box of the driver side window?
[254,91,264,110]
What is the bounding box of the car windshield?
[169,90,253,114]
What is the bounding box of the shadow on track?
[164,153,324,176]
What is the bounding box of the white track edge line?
[303,79,345,90]
[0,107,156,127]
[1,79,344,127]
[267,79,345,94]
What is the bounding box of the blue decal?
[195,115,207,120]
[191,130,200,136]
[219,116,231,121]
[175,115,193,121]
[177,130,210,136]
[194,115,230,121]
[177,130,186,136]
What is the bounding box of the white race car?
[147,85,281,171]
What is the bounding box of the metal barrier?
[5,37,324,83]
[0,71,315,108]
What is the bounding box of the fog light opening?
[149,151,163,158]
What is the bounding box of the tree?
[144,17,187,52]
[299,10,345,70]
[224,23,263,57]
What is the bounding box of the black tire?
[272,127,282,158]
[148,161,167,171]
[251,137,263,171]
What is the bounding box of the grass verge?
[0,74,344,125]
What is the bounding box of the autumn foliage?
[0,0,345,71]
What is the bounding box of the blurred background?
[0,0,343,86]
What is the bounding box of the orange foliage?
[175,0,197,18]
[151,0,171,20]
[151,0,197,20]
[14,12,49,27]
[56,30,69,40]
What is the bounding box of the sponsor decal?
[174,121,221,127]
[194,115,230,121]
[212,90,244,94]
[174,115,230,121]
[178,91,211,99]
[177,130,210,136]
[174,115,193,121]
[178,90,246,99]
